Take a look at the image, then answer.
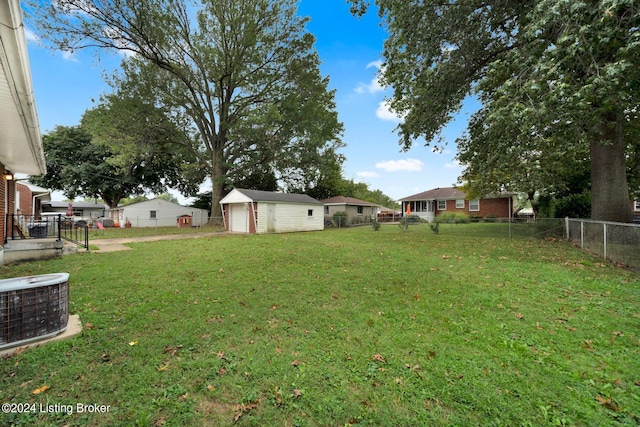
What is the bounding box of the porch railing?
[4,214,89,250]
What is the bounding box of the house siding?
[113,199,208,227]
[258,202,322,234]
[16,183,32,215]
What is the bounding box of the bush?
[435,212,471,224]
[333,211,348,227]
[371,221,381,231]
[429,221,440,234]
[484,214,497,222]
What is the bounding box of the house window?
[150,210,157,219]
[357,206,363,214]
[635,199,640,211]
[437,200,447,210]
[324,206,329,214]
[308,209,313,217]
[456,199,465,209]
[469,199,480,211]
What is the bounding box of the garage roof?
[221,188,323,205]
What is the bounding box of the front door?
[266,204,276,233]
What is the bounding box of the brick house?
[16,182,50,217]
[399,187,514,222]
[322,196,379,225]
[0,1,47,247]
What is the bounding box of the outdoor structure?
[322,196,379,225]
[220,188,324,234]
[0,0,49,264]
[109,198,208,228]
[42,201,107,222]
[16,182,50,216]
[377,206,401,222]
[399,187,514,222]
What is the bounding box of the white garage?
[220,188,324,234]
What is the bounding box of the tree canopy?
[27,0,344,224]
[350,0,640,222]
[34,93,203,208]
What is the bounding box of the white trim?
[437,200,447,210]
[469,199,480,211]
[456,199,464,209]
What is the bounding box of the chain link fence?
[565,218,640,271]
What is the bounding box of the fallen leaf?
[157,363,170,372]
[32,385,49,395]
[129,341,138,346]
[155,417,166,426]
[207,384,215,391]
[372,354,386,363]
[515,313,524,320]
[178,392,189,401]
[596,395,619,411]
[291,360,301,367]
[293,389,302,398]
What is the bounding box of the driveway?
[90,231,225,252]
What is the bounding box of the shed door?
[266,203,276,233]
[230,204,248,233]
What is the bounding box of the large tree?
[27,0,344,224]
[34,120,198,208]
[350,0,639,222]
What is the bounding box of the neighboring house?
[42,201,107,221]
[109,198,208,228]
[220,188,323,234]
[16,182,50,217]
[0,0,47,258]
[633,198,640,223]
[377,206,401,222]
[399,187,514,222]
[322,196,379,225]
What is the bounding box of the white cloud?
[376,100,405,122]
[356,171,380,178]
[376,159,424,172]
[24,28,40,44]
[444,160,462,169]
[61,50,79,62]
[354,60,385,94]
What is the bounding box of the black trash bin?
[28,223,48,238]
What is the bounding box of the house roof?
[0,0,45,176]
[221,188,322,205]
[17,181,49,194]
[400,187,467,201]
[400,187,514,201]
[44,201,108,209]
[322,196,379,207]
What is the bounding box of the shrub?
[429,221,440,234]
[333,211,348,227]
[371,221,381,231]
[435,212,471,224]
[484,214,497,222]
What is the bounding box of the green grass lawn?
[1,224,639,426]
[87,225,222,241]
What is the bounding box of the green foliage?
[371,221,381,231]
[435,212,470,224]
[332,211,348,227]
[28,0,344,224]
[428,221,439,234]
[348,0,639,222]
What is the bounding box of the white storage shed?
[110,198,208,228]
[220,189,324,234]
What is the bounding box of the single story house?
[1,1,48,263]
[109,198,208,228]
[16,182,50,217]
[399,187,514,222]
[322,196,379,224]
[220,188,323,234]
[42,201,107,221]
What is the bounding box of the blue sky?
[23,0,477,204]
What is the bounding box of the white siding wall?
[256,202,323,233]
[120,199,208,227]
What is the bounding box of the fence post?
[603,222,607,260]
[580,220,584,249]
[57,214,61,242]
[565,217,569,240]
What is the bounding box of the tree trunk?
[208,146,226,226]
[590,113,632,223]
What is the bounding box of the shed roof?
[221,188,322,205]
[322,196,379,207]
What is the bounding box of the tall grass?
[1,225,638,426]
